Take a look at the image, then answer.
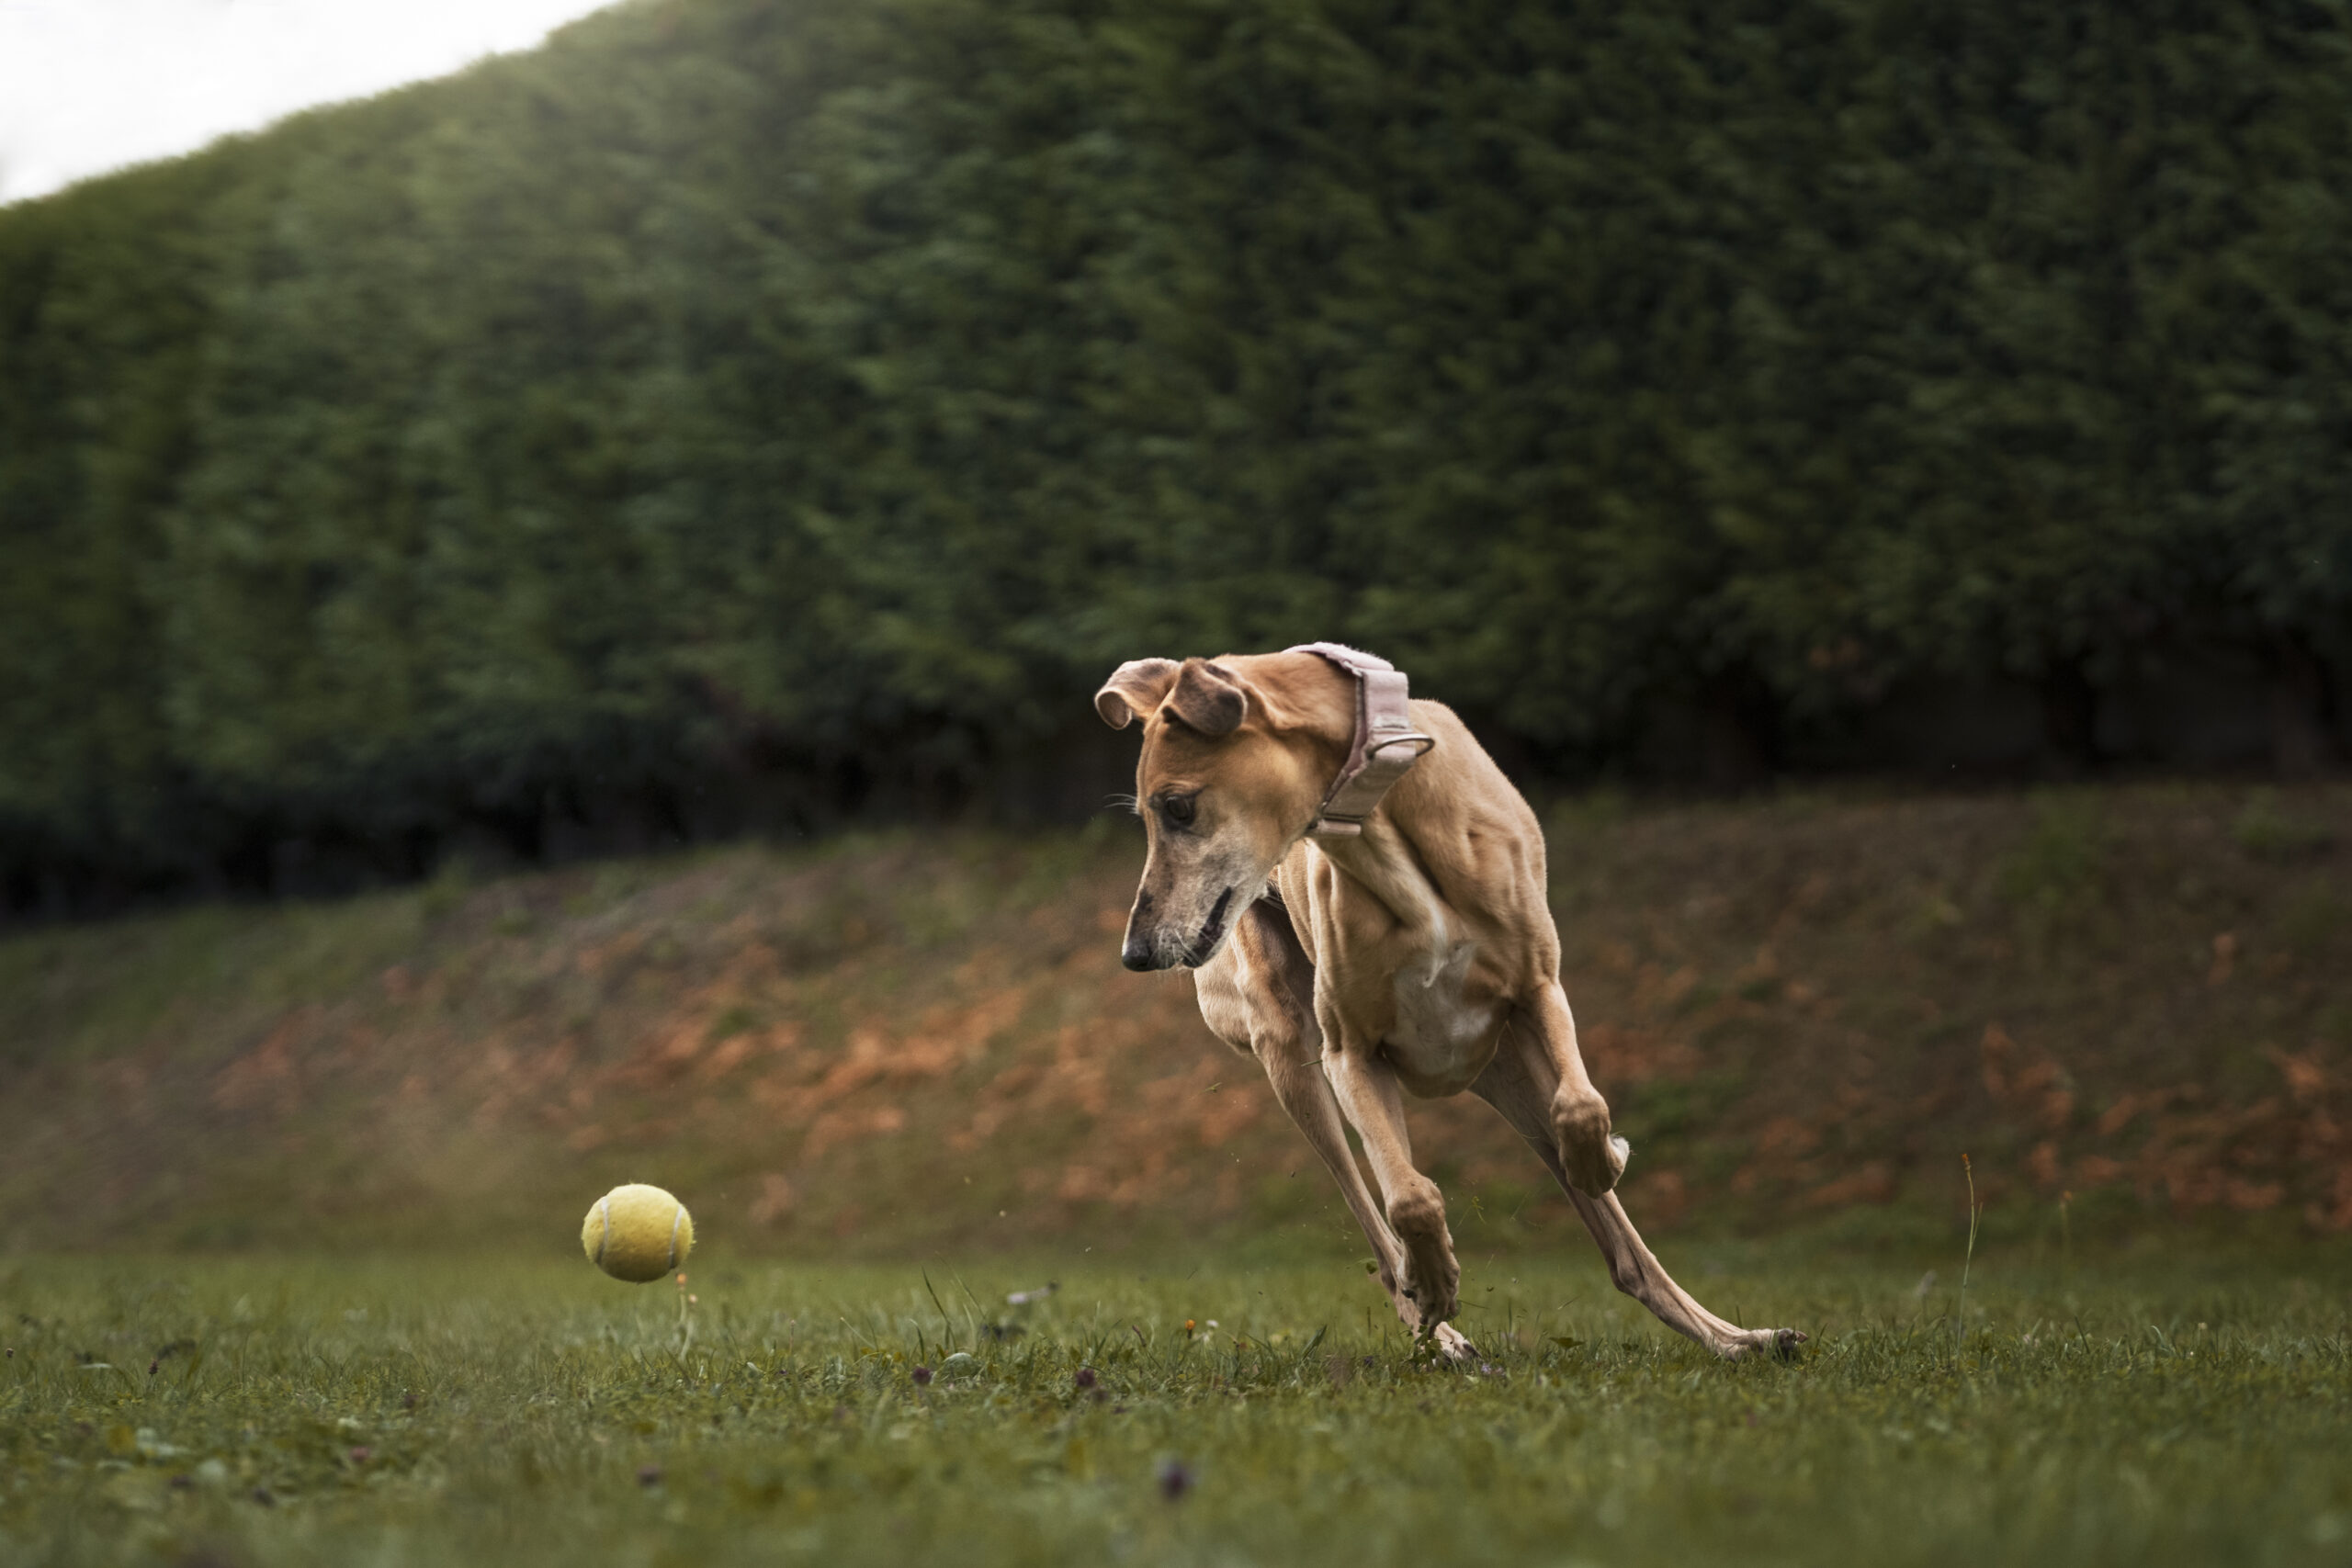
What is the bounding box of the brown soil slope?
[2,786,2348,1258]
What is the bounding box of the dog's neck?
[1284,678,1456,978]
[1307,799,1459,986]
[1241,647,1459,964]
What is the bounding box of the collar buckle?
[1284,643,1436,838]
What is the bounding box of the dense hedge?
[5,0,2351,908]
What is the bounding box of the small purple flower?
[348,1446,372,1464]
[912,1365,933,1385]
[1074,1367,1097,1390]
[637,1464,663,1488]
[1158,1460,1193,1502]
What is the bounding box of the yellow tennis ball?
[581,1183,695,1283]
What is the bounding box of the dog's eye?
[1163,795,1197,827]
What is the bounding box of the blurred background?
[0,0,2347,1258]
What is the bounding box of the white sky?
[0,0,620,206]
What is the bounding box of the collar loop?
[1286,643,1436,837]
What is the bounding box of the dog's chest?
[1293,830,1516,1094]
[1379,941,1505,1092]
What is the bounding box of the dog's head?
[1094,653,1346,971]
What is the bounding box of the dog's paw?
[1719,1326,1807,1361]
[1397,1258,1461,1329]
[1564,1131,1627,1196]
[1419,1322,1477,1363]
[1555,1098,1625,1195]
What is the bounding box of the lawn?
[4,787,2350,1563]
[5,1237,2348,1567]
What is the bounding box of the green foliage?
[1996,795,2111,912]
[2232,788,2337,863]
[6,0,2352,897]
[1994,794,2115,964]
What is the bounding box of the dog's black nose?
[1121,941,1156,972]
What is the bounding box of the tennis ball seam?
[582,1184,693,1283]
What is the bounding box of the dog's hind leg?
[1199,904,1473,1360]
[1516,983,1628,1197]
[1472,1024,1804,1361]
[1564,1189,1804,1359]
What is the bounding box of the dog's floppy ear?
[1166,659,1245,738]
[1094,659,1181,728]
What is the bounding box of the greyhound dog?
[1097,644,1802,1359]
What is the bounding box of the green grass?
[6,1240,2350,1567]
[6,791,2352,1562]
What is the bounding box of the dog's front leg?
[1261,1047,1473,1360]
[1253,1042,1442,1346]
[1319,1034,1465,1348]
[1201,906,1471,1358]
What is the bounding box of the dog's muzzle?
[1120,886,1234,970]
[1122,891,1159,970]
[1185,887,1234,967]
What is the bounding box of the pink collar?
[1286,644,1436,837]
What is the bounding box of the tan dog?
[1097,645,1802,1360]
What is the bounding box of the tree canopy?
[5,0,2350,909]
